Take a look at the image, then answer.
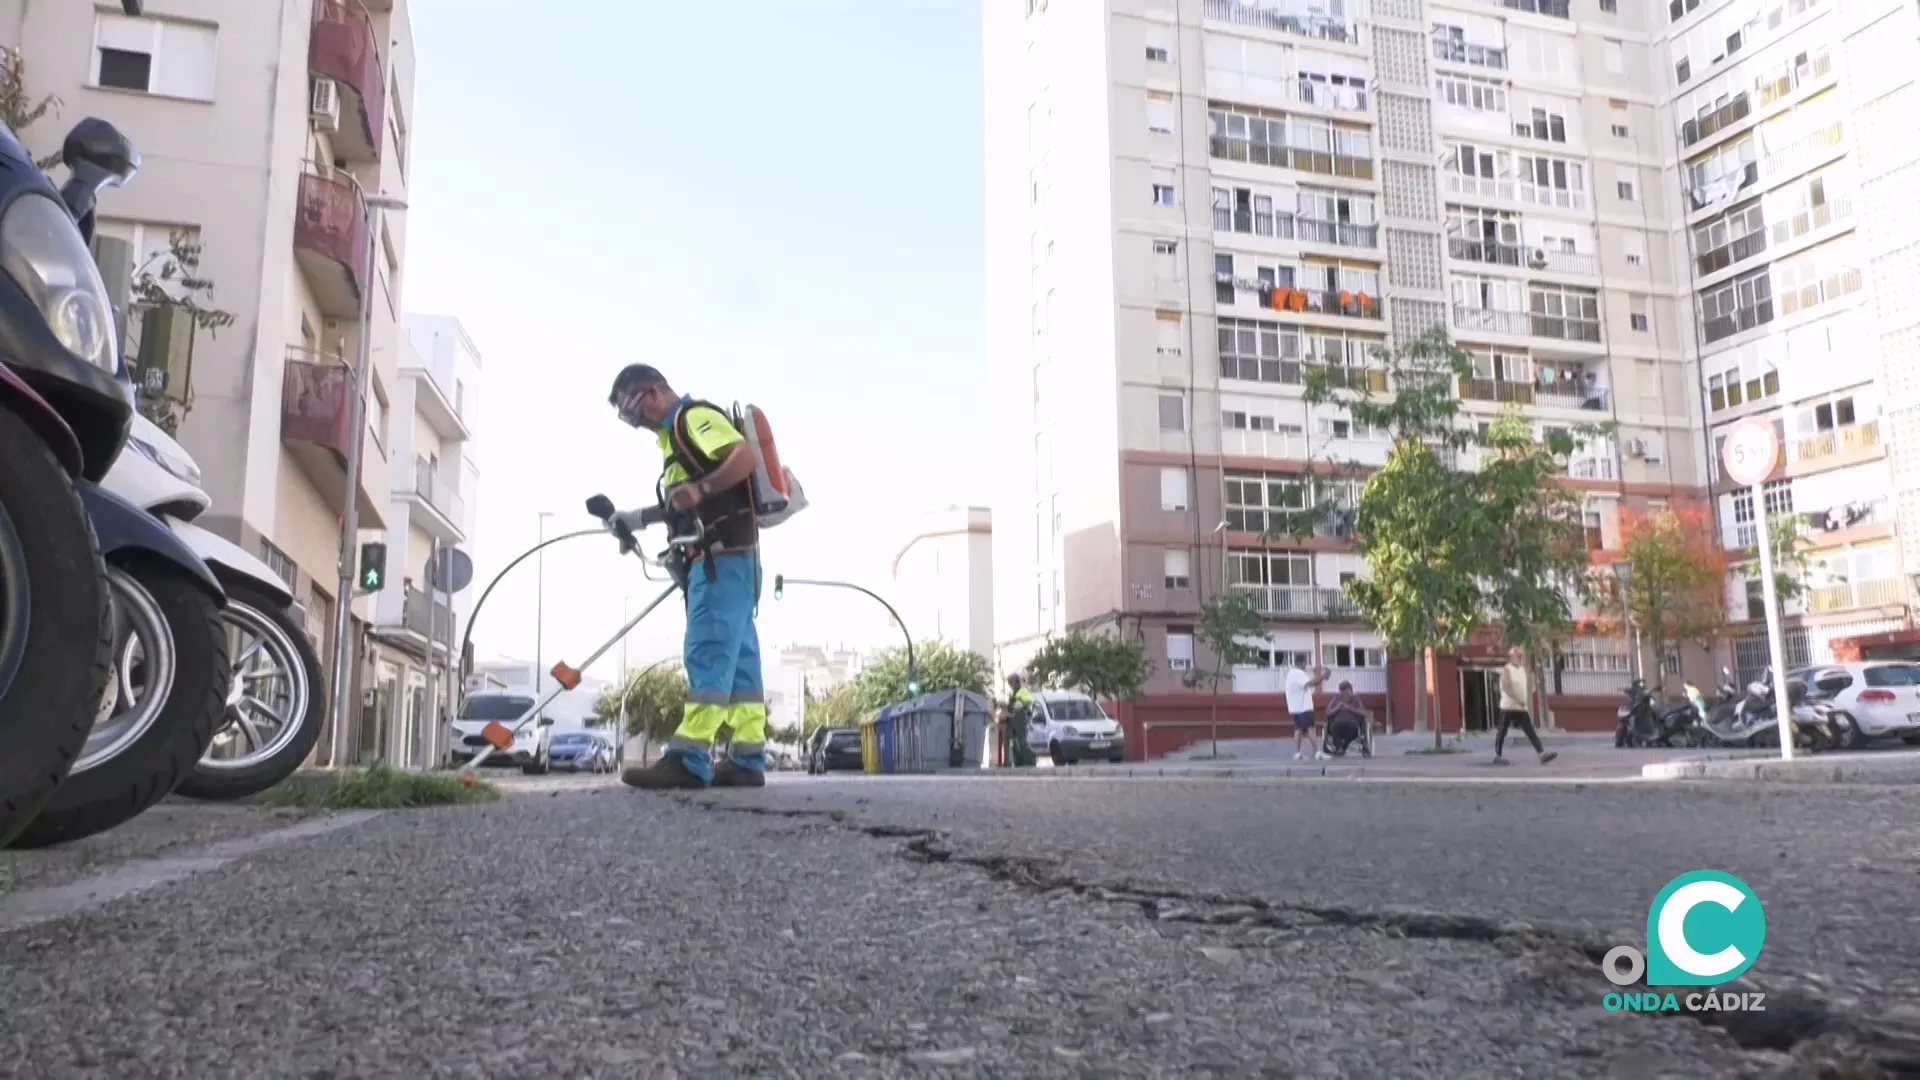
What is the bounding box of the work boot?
[712,759,767,788]
[621,756,707,790]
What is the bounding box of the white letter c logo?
[1657,880,1747,978]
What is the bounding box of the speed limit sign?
[1722,418,1779,488]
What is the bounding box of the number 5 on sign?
[1721,418,1795,761]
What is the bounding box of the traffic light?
[358,542,387,593]
[773,574,784,601]
[906,677,921,696]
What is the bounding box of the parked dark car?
[807,727,864,774]
[547,731,616,774]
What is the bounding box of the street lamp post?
[535,510,555,696]
[772,575,919,695]
[327,187,407,766]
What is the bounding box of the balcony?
[1807,578,1902,614]
[1212,208,1379,250]
[1203,0,1360,44]
[1565,455,1617,481]
[403,367,470,441]
[1793,421,1880,465]
[1231,584,1363,619]
[1446,174,1516,202]
[1296,216,1378,249]
[1452,305,1531,337]
[1694,228,1767,277]
[309,0,385,163]
[1448,237,1599,276]
[294,172,366,319]
[380,585,456,649]
[1291,80,1369,113]
[281,347,385,525]
[1220,428,1310,460]
[1527,311,1602,344]
[1681,94,1751,150]
[1209,136,1375,181]
[1701,301,1773,344]
[1459,377,1608,411]
[1433,39,1507,70]
[402,457,466,542]
[1251,285,1384,320]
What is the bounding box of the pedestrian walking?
[1493,645,1558,766]
[1287,659,1330,761]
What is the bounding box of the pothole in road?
[678,796,1920,1079]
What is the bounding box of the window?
[1158,393,1186,431]
[1601,0,1618,11]
[1514,106,1568,143]
[92,13,217,101]
[388,94,410,179]
[1436,73,1507,113]
[1146,45,1170,62]
[1611,123,1629,138]
[1164,548,1192,590]
[1515,152,1587,209]
[1616,170,1636,201]
[1699,268,1773,343]
[1218,316,1302,385]
[1152,184,1176,206]
[1166,628,1195,671]
[1160,466,1190,511]
[1628,294,1651,332]
[1146,26,1171,62]
[1224,470,1315,533]
[1152,239,1179,256]
[380,225,400,319]
[1604,40,1624,73]
[1431,24,1507,69]
[1323,643,1386,668]
[1147,91,1176,134]
[1622,232,1645,267]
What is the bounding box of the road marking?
[0,811,381,935]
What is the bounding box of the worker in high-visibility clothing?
[606,363,767,789]
[1004,673,1037,768]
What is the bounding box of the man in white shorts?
[1286,659,1331,761]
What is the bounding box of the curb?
[1641,750,1920,783]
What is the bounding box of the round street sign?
[429,547,474,594]
[1722,418,1779,488]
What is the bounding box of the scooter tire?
[174,584,326,801]
[10,561,229,849]
[0,405,113,848]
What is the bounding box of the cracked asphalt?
[0,775,1916,1079]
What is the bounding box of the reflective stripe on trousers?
[665,552,765,775]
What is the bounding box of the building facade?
[986,0,1917,737]
[364,315,481,768]
[891,506,996,659]
[2,0,419,763]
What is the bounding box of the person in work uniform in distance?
[1003,673,1037,768]
[607,364,769,790]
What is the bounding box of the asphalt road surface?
[1,775,1916,1079]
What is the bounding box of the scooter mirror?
[61,118,139,186]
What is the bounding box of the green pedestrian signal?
[906,679,921,696]
[358,542,387,593]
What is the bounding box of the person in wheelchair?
[1321,681,1370,757]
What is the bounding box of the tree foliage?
[1477,410,1599,655]
[1025,630,1153,702]
[0,48,62,170]
[1760,514,1812,606]
[803,681,864,735]
[591,664,688,743]
[1590,500,1727,684]
[1184,591,1263,693]
[849,639,991,713]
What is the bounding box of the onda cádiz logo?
[1600,870,1768,1014]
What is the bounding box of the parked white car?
[1790,662,1920,749]
[1028,691,1125,766]
[450,691,552,772]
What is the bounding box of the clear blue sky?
[399,1,989,673]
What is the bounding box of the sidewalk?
[1641,748,1920,783]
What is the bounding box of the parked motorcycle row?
[0,118,326,850]
[1613,667,1864,755]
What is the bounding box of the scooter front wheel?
[0,405,113,847]
[9,561,229,849]
[175,584,326,801]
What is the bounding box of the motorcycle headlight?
[128,434,202,486]
[0,194,116,372]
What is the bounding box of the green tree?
[592,665,688,744]
[0,47,62,170]
[1592,500,1726,687]
[1184,590,1263,757]
[850,640,991,713]
[1477,410,1601,658]
[1025,630,1153,703]
[803,681,864,735]
[1762,514,1812,607]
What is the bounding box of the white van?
[1028,690,1125,766]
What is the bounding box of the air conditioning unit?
[1626,437,1648,457]
[310,77,340,133]
[1528,248,1550,270]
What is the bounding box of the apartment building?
[1670,0,1920,678]
[0,0,418,762]
[362,315,481,769]
[984,0,1733,732]
[891,506,996,658]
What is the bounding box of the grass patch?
[263,763,500,810]
[1405,745,1470,756]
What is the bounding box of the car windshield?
[1043,698,1106,722]
[552,734,594,746]
[1863,665,1920,687]
[459,696,536,721]
[827,730,860,746]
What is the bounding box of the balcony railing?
[1694,228,1767,277]
[1291,79,1369,113]
[1566,456,1617,480]
[1250,285,1383,320]
[1768,196,1851,247]
[1220,355,1305,385]
[1808,578,1902,614]
[1447,237,1600,276]
[1230,584,1362,618]
[1458,378,1609,410]
[1446,174,1516,201]
[1220,428,1310,460]
[1541,250,1599,276]
[294,172,366,318]
[408,457,465,524]
[1209,136,1375,181]
[1527,312,1602,343]
[309,0,385,162]
[1793,420,1880,464]
[1681,93,1751,149]
[1433,40,1507,69]
[1212,209,1379,249]
[1518,183,1589,211]
[1204,0,1360,43]
[1702,301,1773,344]
[281,347,354,462]
[1479,0,1571,15]
[1452,305,1531,336]
[397,585,456,641]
